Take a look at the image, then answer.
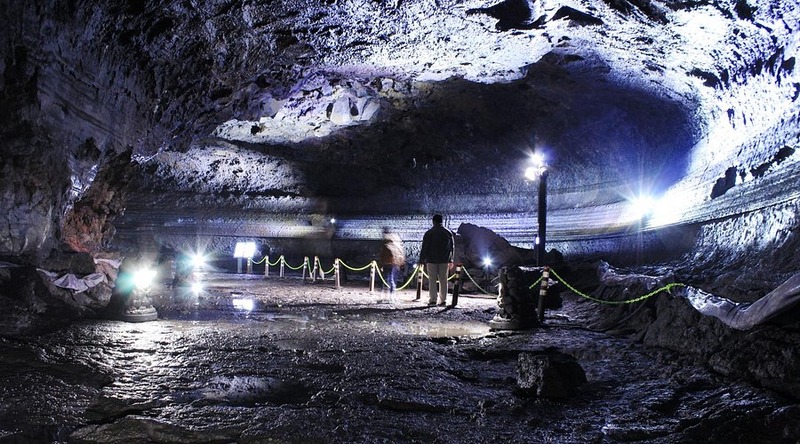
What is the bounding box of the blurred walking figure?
[419,214,455,306]
[379,227,406,298]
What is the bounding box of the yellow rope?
[339,260,375,272]
[284,258,307,271]
[397,265,419,291]
[417,267,456,281]
[525,275,544,290]
[252,256,267,265]
[547,268,686,305]
[268,256,283,266]
[375,265,389,288]
[461,267,495,295]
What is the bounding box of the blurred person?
[378,227,406,296]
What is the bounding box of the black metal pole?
[537,171,548,266]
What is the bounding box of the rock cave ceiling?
[1,0,800,260]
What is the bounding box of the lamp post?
[525,153,549,324]
[537,170,548,266]
[525,153,548,266]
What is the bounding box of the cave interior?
[2,0,800,441]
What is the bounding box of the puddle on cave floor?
[1,274,797,443]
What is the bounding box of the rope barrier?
[375,264,389,288]
[397,265,419,291]
[282,258,306,271]
[547,268,685,305]
[418,268,457,281]
[339,260,374,272]
[461,267,495,295]
[247,254,685,305]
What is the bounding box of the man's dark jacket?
[419,225,454,264]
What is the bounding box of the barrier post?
[415,264,423,300]
[414,264,425,300]
[538,267,549,322]
[450,263,463,308]
[247,258,253,274]
[318,257,326,280]
[370,261,376,292]
[279,256,285,278]
[302,257,309,280]
[334,258,341,289]
[265,256,269,277]
[237,257,243,274]
[311,256,319,282]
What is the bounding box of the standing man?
[419,214,455,306]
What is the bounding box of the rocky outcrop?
[0,253,121,336]
[591,262,800,400]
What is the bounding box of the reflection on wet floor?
[155,273,498,340]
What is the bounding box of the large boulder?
[0,254,121,336]
[456,223,535,268]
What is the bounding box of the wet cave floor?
[0,273,798,443]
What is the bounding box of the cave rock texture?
[3,0,800,419]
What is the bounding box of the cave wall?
[0,2,159,260]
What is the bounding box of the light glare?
[232,298,255,311]
[532,152,545,167]
[133,268,157,290]
[191,254,206,268]
[233,241,257,258]
[524,166,540,181]
[524,152,547,180]
[631,196,656,219]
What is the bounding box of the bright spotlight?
[524,152,547,180]
[232,298,255,311]
[191,281,204,295]
[482,257,493,267]
[133,268,157,290]
[330,218,336,224]
[630,196,656,219]
[233,241,257,258]
[190,254,206,269]
[532,151,546,167]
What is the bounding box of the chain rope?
[546,268,685,305]
[460,267,495,295]
[397,265,419,291]
[248,255,685,304]
[283,258,307,271]
[338,259,375,272]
